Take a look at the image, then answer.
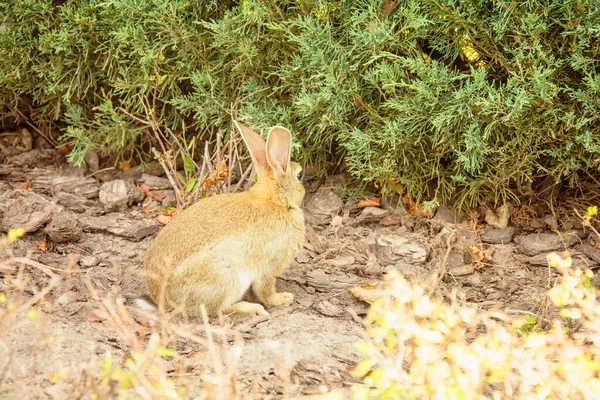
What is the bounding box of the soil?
[1,131,600,399]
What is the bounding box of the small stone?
[138,174,172,190]
[529,219,546,230]
[44,216,82,244]
[315,300,343,317]
[296,251,310,263]
[305,286,316,294]
[297,295,315,307]
[467,273,483,287]
[99,180,129,211]
[52,176,99,199]
[330,215,344,227]
[376,234,428,264]
[380,213,402,226]
[448,265,475,276]
[54,192,88,213]
[516,232,579,256]
[433,205,459,224]
[446,251,465,269]
[58,291,79,306]
[492,247,516,267]
[327,255,355,267]
[99,179,143,211]
[305,188,343,217]
[543,215,559,231]
[353,206,389,225]
[59,162,88,177]
[80,255,99,268]
[361,260,382,276]
[481,226,515,244]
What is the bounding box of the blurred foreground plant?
[352,253,600,399]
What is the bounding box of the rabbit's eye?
[297,170,303,180]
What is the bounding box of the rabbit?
[135,121,305,318]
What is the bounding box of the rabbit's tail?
[132,293,157,311]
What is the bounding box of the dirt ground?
[1,130,600,399]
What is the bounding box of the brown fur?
[141,122,305,317]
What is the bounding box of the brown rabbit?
[135,121,305,317]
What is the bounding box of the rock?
[138,174,172,190]
[59,162,88,177]
[580,244,600,264]
[380,213,402,226]
[44,216,82,243]
[305,269,362,292]
[481,226,515,244]
[448,265,475,276]
[467,273,483,287]
[99,180,143,211]
[305,188,343,217]
[529,219,546,230]
[514,252,560,267]
[492,247,516,267]
[315,300,343,317]
[330,215,344,227]
[99,180,129,211]
[296,251,310,264]
[515,232,579,256]
[0,194,55,233]
[352,207,389,225]
[58,291,79,306]
[326,255,355,267]
[54,192,88,213]
[84,150,100,172]
[543,215,559,231]
[375,234,428,265]
[79,255,100,268]
[446,251,465,269]
[52,176,99,199]
[433,206,460,224]
[161,191,178,208]
[6,149,59,168]
[361,259,382,276]
[80,215,159,241]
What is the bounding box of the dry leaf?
[215,160,228,181]
[595,240,600,250]
[485,204,510,228]
[19,179,32,190]
[36,237,48,254]
[119,160,132,171]
[381,0,399,16]
[357,197,382,209]
[348,283,387,304]
[402,194,435,217]
[385,178,403,195]
[156,214,173,225]
[57,145,69,154]
[201,160,229,191]
[164,208,181,218]
[139,184,165,200]
[471,245,484,262]
[142,205,157,214]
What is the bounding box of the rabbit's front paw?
[265,292,294,307]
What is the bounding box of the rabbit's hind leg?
[223,301,269,316]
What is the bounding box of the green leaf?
[176,172,186,184]
[185,177,197,192]
[183,156,195,174]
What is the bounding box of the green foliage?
[2,0,600,207]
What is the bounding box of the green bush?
[1,0,600,208]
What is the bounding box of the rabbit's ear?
[266,126,292,177]
[234,120,269,177]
